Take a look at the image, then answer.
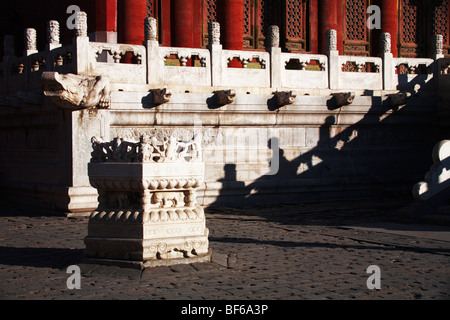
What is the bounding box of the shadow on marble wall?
[207,89,441,217]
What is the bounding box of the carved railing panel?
[158,47,211,86]
[280,52,328,89]
[336,55,382,90]
[89,42,146,84]
[221,50,270,87]
[392,57,434,92]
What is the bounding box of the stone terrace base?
[84,206,210,268]
[85,156,211,268]
[81,249,213,270]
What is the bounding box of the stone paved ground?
[0,197,449,305]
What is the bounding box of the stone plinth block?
[84,133,210,268]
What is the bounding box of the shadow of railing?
[207,86,441,225]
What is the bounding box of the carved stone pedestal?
[84,134,210,268]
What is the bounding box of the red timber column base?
[118,0,147,63]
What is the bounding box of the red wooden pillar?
[336,0,344,54]
[310,0,319,54]
[319,0,337,53]
[160,1,171,46]
[95,0,117,36]
[171,0,194,47]
[318,0,344,54]
[193,0,203,48]
[220,0,244,50]
[117,0,146,44]
[381,0,398,57]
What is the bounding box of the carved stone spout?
[150,88,171,106]
[213,89,236,106]
[331,92,355,107]
[387,92,411,108]
[42,71,110,110]
[273,90,297,107]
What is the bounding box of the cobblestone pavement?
[0,197,449,302]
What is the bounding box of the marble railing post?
[73,11,89,75]
[381,32,394,91]
[209,21,223,87]
[268,25,282,88]
[326,29,339,90]
[434,34,448,95]
[23,28,38,91]
[433,34,444,60]
[47,20,61,51]
[144,16,162,85]
[24,28,38,56]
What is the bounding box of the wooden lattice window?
[258,0,282,49]
[286,2,304,39]
[282,0,307,52]
[344,0,370,56]
[242,0,254,48]
[243,0,284,50]
[247,0,309,52]
[146,0,158,17]
[146,0,153,16]
[206,0,217,22]
[399,0,450,58]
[201,0,309,52]
[399,0,426,57]
[202,0,218,47]
[259,0,280,38]
[431,0,450,57]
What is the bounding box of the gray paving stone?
[0,198,449,301]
